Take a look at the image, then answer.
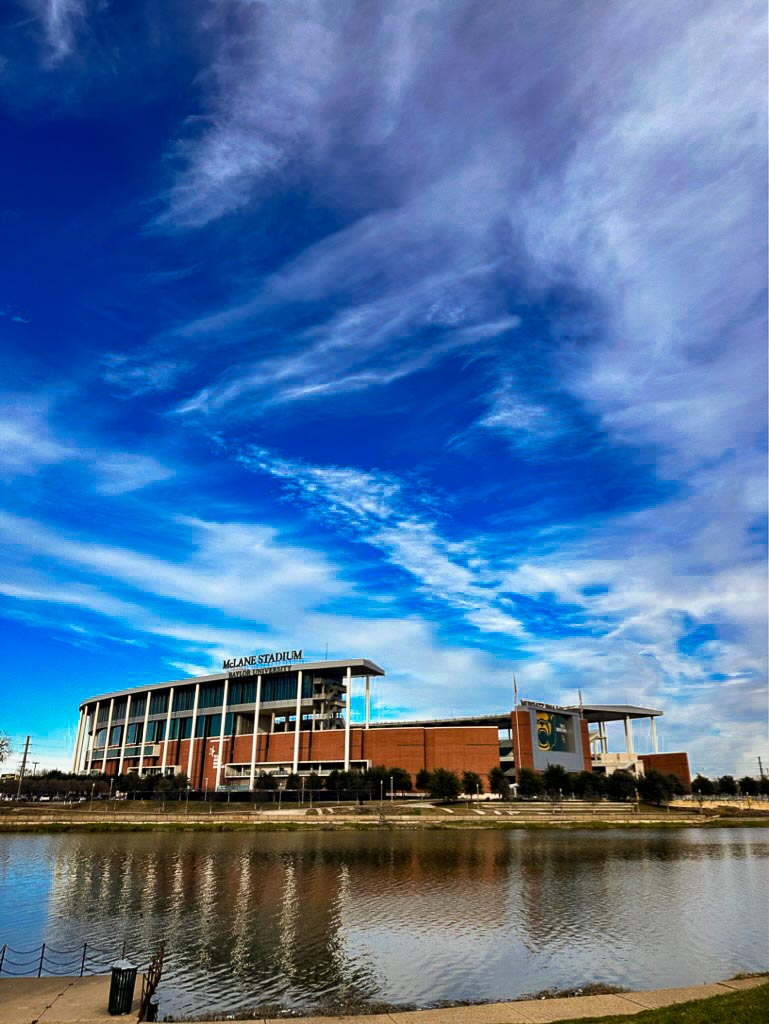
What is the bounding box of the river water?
[0,828,766,1019]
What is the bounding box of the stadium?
[72,651,690,790]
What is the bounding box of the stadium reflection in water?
[0,829,766,1018]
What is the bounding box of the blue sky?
[0,0,766,778]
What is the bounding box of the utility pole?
[16,736,31,800]
[31,762,39,776]
[759,756,765,779]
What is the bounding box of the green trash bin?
[108,959,137,1015]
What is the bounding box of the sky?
[0,0,766,779]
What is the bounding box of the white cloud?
[0,397,74,475]
[93,454,174,495]
[24,0,87,63]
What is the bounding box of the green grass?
[550,983,767,1024]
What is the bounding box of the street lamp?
[390,775,394,803]
[380,779,384,813]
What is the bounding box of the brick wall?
[579,719,592,772]
[165,724,502,791]
[639,752,691,789]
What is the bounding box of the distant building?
[71,653,690,789]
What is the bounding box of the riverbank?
[0,975,765,1024]
[0,805,766,833]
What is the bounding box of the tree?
[461,771,483,796]
[487,767,511,799]
[517,767,545,799]
[758,776,769,796]
[666,774,686,797]
[691,774,714,796]
[636,769,672,806]
[304,772,323,791]
[571,770,606,799]
[256,771,277,790]
[543,763,571,797]
[415,769,432,792]
[426,768,461,802]
[606,769,637,802]
[738,776,758,796]
[389,767,413,794]
[718,775,738,796]
[285,773,300,790]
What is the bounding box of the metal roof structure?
[564,703,662,722]
[79,658,385,709]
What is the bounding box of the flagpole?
[513,674,523,787]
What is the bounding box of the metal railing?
[0,940,136,978]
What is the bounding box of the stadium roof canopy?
[564,703,662,722]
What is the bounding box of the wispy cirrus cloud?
[233,442,766,771]
[23,0,88,63]
[0,396,73,475]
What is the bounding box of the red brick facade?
[94,724,503,791]
[639,752,691,789]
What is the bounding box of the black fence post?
[38,943,45,977]
[80,943,87,977]
[0,943,6,976]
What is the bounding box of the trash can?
[108,959,137,1015]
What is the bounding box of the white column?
[102,699,115,774]
[138,690,152,776]
[344,666,352,770]
[186,683,201,783]
[215,678,230,789]
[365,675,370,729]
[292,671,303,773]
[161,687,174,774]
[650,717,658,754]
[249,675,262,790]
[624,716,634,756]
[86,702,100,773]
[117,694,132,775]
[72,708,86,773]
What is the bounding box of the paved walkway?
[0,974,764,1024]
[0,975,142,1023]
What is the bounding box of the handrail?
[0,940,157,979]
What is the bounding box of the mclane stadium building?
[71,650,691,790]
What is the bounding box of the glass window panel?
[149,693,169,715]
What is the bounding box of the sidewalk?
[0,974,764,1024]
[0,975,143,1023]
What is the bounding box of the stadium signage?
[521,699,568,713]
[222,649,303,671]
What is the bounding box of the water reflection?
[0,829,765,1018]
